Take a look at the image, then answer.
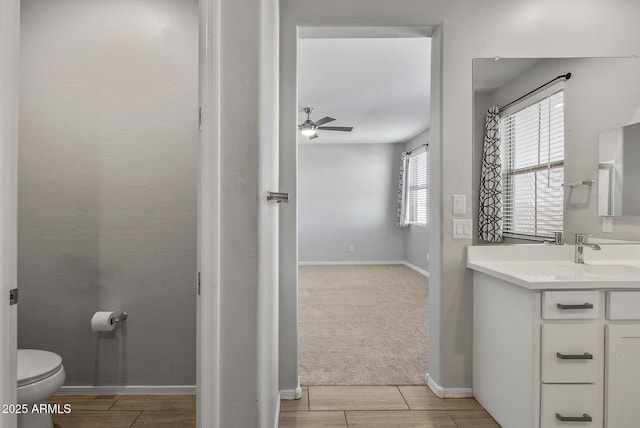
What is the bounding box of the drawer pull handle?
[556,352,593,360]
[557,303,594,310]
[556,413,592,422]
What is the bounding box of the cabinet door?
[606,324,640,428]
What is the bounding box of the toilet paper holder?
[114,312,128,324]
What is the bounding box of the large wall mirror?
[473,57,640,243]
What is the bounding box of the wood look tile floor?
[279,386,500,428]
[48,395,195,428]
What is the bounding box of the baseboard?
[297,260,430,279]
[402,261,430,277]
[280,377,302,400]
[56,385,196,396]
[298,260,404,266]
[425,374,472,398]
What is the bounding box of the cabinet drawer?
[543,291,600,319]
[541,384,600,428]
[542,324,601,383]
[608,291,640,319]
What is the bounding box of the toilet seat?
[17,349,63,387]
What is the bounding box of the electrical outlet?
[427,253,430,262]
[602,216,613,233]
[349,245,355,253]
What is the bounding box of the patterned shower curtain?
[478,106,503,242]
[396,151,409,227]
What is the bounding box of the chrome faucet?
[574,233,601,264]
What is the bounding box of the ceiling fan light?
[300,127,316,137]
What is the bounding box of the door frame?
[281,24,439,393]
[197,0,221,427]
[0,1,222,427]
[0,0,20,426]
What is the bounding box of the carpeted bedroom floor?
[298,264,429,386]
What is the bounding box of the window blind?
[500,90,564,238]
[407,148,428,225]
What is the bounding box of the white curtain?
[396,151,409,227]
[478,106,503,242]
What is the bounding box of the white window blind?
[407,148,428,225]
[500,90,564,238]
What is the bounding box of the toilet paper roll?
[91,311,117,332]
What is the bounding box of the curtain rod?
[499,72,571,113]
[406,143,428,155]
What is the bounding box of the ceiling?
[297,37,431,145]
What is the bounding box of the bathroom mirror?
[599,121,640,216]
[473,57,640,240]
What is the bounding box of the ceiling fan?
[298,107,353,140]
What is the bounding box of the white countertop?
[467,244,640,290]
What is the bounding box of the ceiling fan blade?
[317,126,354,132]
[308,133,319,140]
[313,116,335,126]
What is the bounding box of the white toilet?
[17,349,65,428]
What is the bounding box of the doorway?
[295,31,432,386]
[1,0,222,426]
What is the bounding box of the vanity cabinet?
[473,273,640,428]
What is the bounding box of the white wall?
[475,58,640,243]
[19,0,198,386]
[404,130,430,271]
[279,0,640,395]
[298,143,405,262]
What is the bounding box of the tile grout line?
[449,411,462,428]
[307,386,311,411]
[128,410,144,428]
[396,386,411,410]
[107,395,120,411]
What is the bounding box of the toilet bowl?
[17,349,65,428]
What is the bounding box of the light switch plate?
[602,216,613,233]
[453,219,472,239]
[453,194,466,215]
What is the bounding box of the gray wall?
[474,58,640,245]
[404,130,430,271]
[298,143,405,262]
[18,0,198,386]
[279,0,640,395]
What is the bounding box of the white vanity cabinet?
[472,273,640,428]
[467,244,640,427]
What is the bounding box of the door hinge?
[197,272,201,295]
[198,107,202,131]
[9,288,18,305]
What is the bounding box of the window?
[407,148,428,225]
[500,89,564,238]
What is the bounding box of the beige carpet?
[298,264,429,385]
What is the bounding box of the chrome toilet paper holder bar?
[114,312,128,324]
